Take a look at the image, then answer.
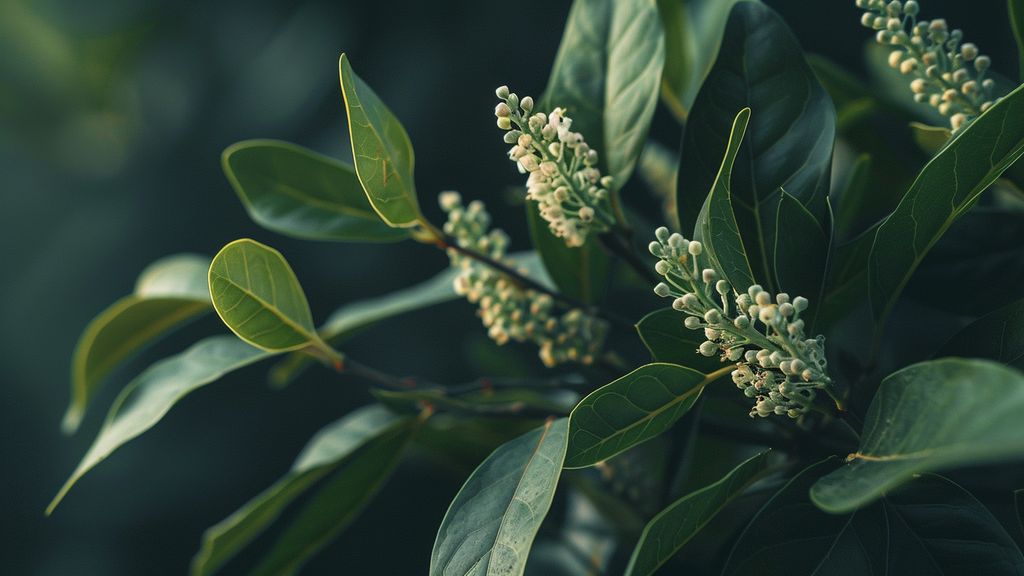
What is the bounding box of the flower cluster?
[648,227,834,419]
[857,0,998,131]
[439,191,607,367]
[494,86,613,247]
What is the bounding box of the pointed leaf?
[525,202,609,305]
[48,336,274,514]
[811,359,1024,514]
[65,253,211,433]
[635,309,723,373]
[338,53,421,228]
[939,299,1024,370]
[222,140,408,242]
[1013,0,1024,81]
[431,418,569,576]
[625,450,770,576]
[772,189,828,322]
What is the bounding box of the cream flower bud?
[950,113,968,131]
[684,316,701,329]
[688,241,703,256]
[495,85,509,99]
[520,96,534,112]
[793,296,809,312]
[888,50,904,68]
[654,283,671,297]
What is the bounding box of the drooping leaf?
[221,140,408,242]
[543,0,666,191]
[209,239,333,357]
[811,359,1024,514]
[430,418,569,576]
[678,1,835,289]
[565,363,730,468]
[525,202,609,305]
[65,253,211,433]
[625,450,770,576]
[635,309,723,373]
[869,83,1024,325]
[693,107,756,292]
[192,404,411,576]
[48,336,274,515]
[1013,0,1024,81]
[338,53,421,228]
[249,411,419,576]
[725,459,1024,575]
[939,299,1024,370]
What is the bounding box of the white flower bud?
[704,327,720,340]
[495,102,511,118]
[888,50,904,68]
[929,19,947,32]
[704,309,722,324]
[578,206,595,222]
[649,241,663,256]
[904,0,918,15]
[520,96,534,112]
[699,341,719,357]
[688,241,703,256]
[681,294,699,308]
[899,58,918,74]
[684,316,702,329]
[975,56,990,72]
[654,283,670,297]
[716,280,730,295]
[950,113,968,131]
[755,291,771,306]
[961,43,978,61]
[910,78,926,94]
[495,85,510,99]
[439,191,462,211]
[734,315,751,329]
[655,260,671,276]
[779,302,795,317]
[702,269,716,283]
[793,296,809,312]
[655,227,670,242]
[497,117,512,130]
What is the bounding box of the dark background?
[1,1,1018,574]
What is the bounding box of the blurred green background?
[1,0,1018,574]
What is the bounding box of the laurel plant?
[51,1,1024,574]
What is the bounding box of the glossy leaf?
[249,412,418,576]
[209,239,330,356]
[65,253,211,433]
[811,359,1024,514]
[1013,0,1024,81]
[625,450,770,576]
[772,189,828,322]
[869,83,1024,324]
[678,1,834,288]
[543,0,665,191]
[430,418,569,576]
[221,140,408,242]
[635,309,723,373]
[565,363,730,468]
[48,336,274,515]
[939,299,1024,370]
[693,107,756,293]
[834,153,873,241]
[725,459,1024,575]
[338,53,421,227]
[909,122,951,156]
[525,202,609,305]
[192,404,411,576]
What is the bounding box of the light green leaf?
[48,336,274,515]
[338,53,421,228]
[65,253,211,433]
[811,358,1024,514]
[525,202,609,305]
[693,107,756,293]
[191,404,410,576]
[909,122,952,156]
[868,83,1024,325]
[1013,0,1024,81]
[678,2,834,287]
[635,309,723,373]
[209,239,332,358]
[939,299,1024,370]
[565,363,730,468]
[221,139,408,242]
[543,0,665,191]
[625,450,770,576]
[430,418,569,576]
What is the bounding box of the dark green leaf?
[65,253,211,433]
[772,189,828,319]
[221,140,408,242]
[338,53,421,228]
[430,418,569,576]
[48,336,274,515]
[869,83,1024,324]
[635,309,724,373]
[565,363,730,468]
[678,2,834,289]
[543,0,665,191]
[1013,0,1024,81]
[811,359,1024,514]
[939,299,1024,370]
[834,153,873,240]
[625,450,770,576]
[525,202,609,305]
[693,107,756,292]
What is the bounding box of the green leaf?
[725,459,1024,575]
[1013,0,1024,81]
[565,363,729,468]
[375,387,572,418]
[939,299,1024,370]
[625,450,770,576]
[191,404,411,576]
[543,0,666,191]
[869,83,1024,325]
[221,140,408,242]
[249,411,419,576]
[657,0,755,121]
[811,358,1024,514]
[693,107,756,292]
[678,1,834,289]
[834,153,873,240]
[65,253,211,434]
[338,53,421,228]
[525,202,609,305]
[635,309,724,373]
[209,239,332,357]
[48,336,273,515]
[430,418,569,576]
[909,122,952,156]
[772,189,828,321]
[1016,489,1024,539]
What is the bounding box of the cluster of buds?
[494,86,614,247]
[857,0,998,131]
[439,191,607,367]
[648,227,834,419]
